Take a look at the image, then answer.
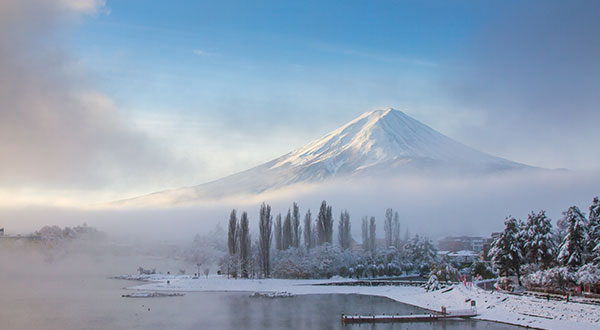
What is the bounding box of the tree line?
[489,196,600,291]
[221,200,438,279]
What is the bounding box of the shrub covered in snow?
[425,274,441,291]
[430,263,458,283]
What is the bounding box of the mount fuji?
[121,108,533,206]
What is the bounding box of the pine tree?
[384,208,393,248]
[369,216,376,255]
[258,203,272,277]
[587,197,600,263]
[523,210,556,268]
[317,200,333,245]
[239,211,251,278]
[558,206,587,269]
[338,210,352,250]
[361,216,369,253]
[405,235,438,274]
[282,209,292,250]
[303,209,312,250]
[392,212,401,250]
[488,216,523,285]
[274,214,282,251]
[292,202,301,248]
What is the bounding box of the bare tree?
[282,209,292,250]
[227,209,239,277]
[292,202,301,248]
[362,216,369,253]
[274,213,282,251]
[384,208,393,248]
[303,209,312,250]
[317,200,333,245]
[369,216,377,255]
[227,209,238,256]
[392,211,401,250]
[258,203,273,277]
[239,211,251,278]
[338,210,352,250]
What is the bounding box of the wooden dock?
[341,309,478,324]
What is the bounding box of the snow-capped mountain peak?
[271,108,522,176]
[119,108,532,206]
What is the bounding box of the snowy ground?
[124,275,599,329]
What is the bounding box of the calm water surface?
[0,250,525,330]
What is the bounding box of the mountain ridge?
[119,108,534,206]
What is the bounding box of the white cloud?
[0,0,183,198]
[193,49,212,56]
[58,0,107,15]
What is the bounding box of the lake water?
[0,248,525,329]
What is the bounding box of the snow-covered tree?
[425,274,440,291]
[384,208,393,248]
[338,210,352,250]
[239,211,251,278]
[274,213,282,251]
[587,197,600,264]
[303,209,312,250]
[488,216,523,285]
[316,200,333,245]
[258,203,273,277]
[430,263,458,283]
[522,210,556,269]
[575,264,600,290]
[558,206,587,269]
[404,235,438,275]
[292,202,301,249]
[282,209,292,250]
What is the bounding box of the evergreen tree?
[558,206,587,269]
[292,202,301,248]
[258,203,272,277]
[282,209,292,250]
[303,209,312,250]
[587,197,600,263]
[338,210,352,250]
[274,214,282,251]
[404,235,438,274]
[523,210,556,268]
[361,216,369,253]
[488,216,523,285]
[369,216,376,255]
[239,211,251,278]
[392,212,401,250]
[317,200,333,245]
[384,208,393,248]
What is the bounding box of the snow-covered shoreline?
[121,275,599,329]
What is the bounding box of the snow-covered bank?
[125,276,599,329]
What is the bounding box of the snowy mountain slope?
[120,108,533,206]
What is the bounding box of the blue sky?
[1,0,599,205]
[70,0,475,115]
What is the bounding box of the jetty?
[341,307,477,324]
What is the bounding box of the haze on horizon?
[0,0,599,240]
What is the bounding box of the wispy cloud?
[192,49,215,56]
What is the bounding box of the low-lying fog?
[1,170,599,243]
